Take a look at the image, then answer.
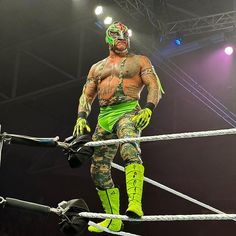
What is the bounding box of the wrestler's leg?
[116,112,145,218]
[88,124,123,233]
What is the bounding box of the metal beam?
[166,10,236,37]
[21,50,77,81]
[11,49,21,98]
[112,0,236,37]
[112,0,164,33]
[76,28,85,79]
[0,92,9,100]
[166,3,199,18]
[0,77,85,106]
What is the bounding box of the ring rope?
[83,213,236,222]
[1,194,234,223]
[88,221,141,236]
[111,163,229,216]
[1,128,235,235]
[84,128,236,147]
[0,196,6,205]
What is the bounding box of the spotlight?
[128,29,132,37]
[174,37,183,46]
[174,32,183,46]
[224,46,234,55]
[95,6,103,15]
[104,16,113,25]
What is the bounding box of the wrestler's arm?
[77,64,98,118]
[139,55,162,110]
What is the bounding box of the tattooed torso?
[93,54,144,106]
[78,53,161,114]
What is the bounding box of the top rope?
[84,128,236,147]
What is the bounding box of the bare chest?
[95,58,140,80]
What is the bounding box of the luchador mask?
[105,22,130,48]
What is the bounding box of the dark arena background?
[1,0,236,235]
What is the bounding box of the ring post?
[5,197,51,214]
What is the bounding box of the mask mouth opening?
[114,48,128,54]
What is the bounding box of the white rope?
[84,129,236,232]
[84,213,236,222]
[84,128,236,147]
[111,163,229,217]
[0,196,6,205]
[88,221,141,236]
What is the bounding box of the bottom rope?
[83,212,236,222]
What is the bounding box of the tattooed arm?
[78,64,98,117]
[140,55,163,110]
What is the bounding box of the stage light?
[95,6,103,15]
[128,29,132,37]
[174,37,183,46]
[104,16,112,25]
[174,32,183,46]
[224,46,234,55]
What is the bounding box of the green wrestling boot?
[88,187,123,233]
[125,163,144,218]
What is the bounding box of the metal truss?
[112,0,164,33]
[112,0,236,37]
[167,10,236,37]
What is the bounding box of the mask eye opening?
[109,31,119,37]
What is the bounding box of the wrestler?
[73,21,164,233]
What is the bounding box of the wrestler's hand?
[132,108,152,130]
[73,117,91,136]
